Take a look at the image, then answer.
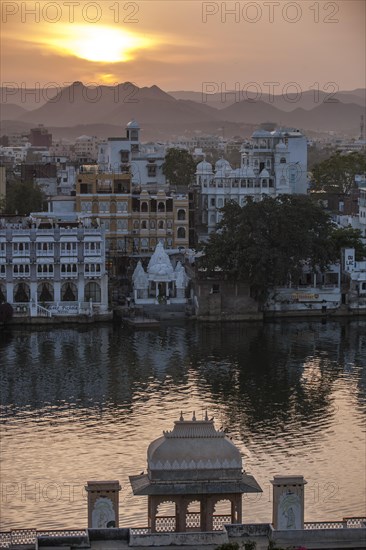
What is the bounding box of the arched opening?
[141,220,147,229]
[158,201,165,212]
[141,201,148,212]
[186,500,201,531]
[85,282,101,302]
[38,283,54,303]
[213,498,235,530]
[280,157,286,163]
[150,220,156,229]
[177,209,186,220]
[177,227,186,239]
[155,500,176,533]
[61,282,78,302]
[158,220,164,230]
[14,283,30,303]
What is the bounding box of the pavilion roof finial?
[205,410,209,421]
[192,411,196,421]
[180,411,184,421]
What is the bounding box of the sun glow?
[43,25,151,63]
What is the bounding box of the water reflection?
[0,320,365,529]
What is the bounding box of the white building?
[0,217,109,317]
[132,242,189,304]
[196,127,308,236]
[98,120,166,190]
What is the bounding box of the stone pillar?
[271,475,307,530]
[85,480,121,528]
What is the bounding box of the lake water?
[0,319,365,530]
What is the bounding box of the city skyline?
[1,0,365,92]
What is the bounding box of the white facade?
[98,120,166,189]
[132,242,189,304]
[197,127,308,236]
[0,219,108,317]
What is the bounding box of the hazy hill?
[169,88,366,111]
[0,103,29,120]
[220,99,365,133]
[17,82,219,127]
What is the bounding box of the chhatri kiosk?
[129,413,262,532]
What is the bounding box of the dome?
[215,158,232,171]
[276,141,287,151]
[147,414,243,481]
[127,119,140,129]
[196,160,213,174]
[147,242,174,278]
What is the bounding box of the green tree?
[5,181,46,215]
[202,195,338,303]
[331,226,366,260]
[162,148,196,188]
[312,151,366,194]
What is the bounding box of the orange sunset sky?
[0,0,365,91]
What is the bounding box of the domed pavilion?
[129,413,261,533]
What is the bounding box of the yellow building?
[75,168,189,257]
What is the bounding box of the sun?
[44,25,151,63]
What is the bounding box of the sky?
[0,0,365,92]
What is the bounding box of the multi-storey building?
[196,127,308,238]
[0,217,108,316]
[75,167,189,256]
[98,121,166,190]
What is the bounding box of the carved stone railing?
[304,521,346,529]
[186,512,200,529]
[0,529,87,548]
[213,515,232,531]
[155,516,176,532]
[129,527,150,535]
[343,517,366,528]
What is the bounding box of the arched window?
[150,220,156,229]
[85,282,101,302]
[61,282,77,301]
[133,220,139,229]
[14,283,30,302]
[0,284,6,303]
[177,227,186,239]
[38,283,54,302]
[141,220,147,229]
[158,220,164,230]
[158,201,165,212]
[280,157,286,163]
[177,209,186,220]
[141,202,148,212]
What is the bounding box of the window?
[147,165,157,178]
[280,157,286,164]
[150,220,156,229]
[158,201,165,212]
[85,282,101,302]
[0,265,6,277]
[14,282,30,302]
[177,227,186,239]
[13,264,30,276]
[84,242,101,254]
[177,209,186,220]
[117,201,127,213]
[141,202,148,212]
[211,284,220,294]
[141,220,147,229]
[37,264,54,276]
[117,219,127,231]
[61,282,77,301]
[158,220,164,230]
[38,283,54,302]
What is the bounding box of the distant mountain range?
[0,82,365,140]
